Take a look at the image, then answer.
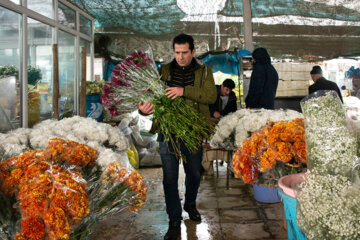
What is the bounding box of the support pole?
[80,46,87,117]
[52,44,59,119]
[242,0,254,52]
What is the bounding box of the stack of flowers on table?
[232,118,307,186]
[294,90,360,239]
[210,108,304,150]
[101,50,214,159]
[0,137,147,240]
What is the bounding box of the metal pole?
[80,46,87,117]
[53,44,59,119]
[21,8,28,128]
[242,0,254,52]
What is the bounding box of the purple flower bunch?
[101,50,160,117]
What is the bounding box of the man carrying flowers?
[139,33,217,240]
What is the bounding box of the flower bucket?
[253,185,281,203]
[278,173,308,240]
[86,95,104,122]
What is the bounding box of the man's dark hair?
[173,33,194,51]
[222,79,235,90]
[310,65,323,75]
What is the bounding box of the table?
[202,142,235,189]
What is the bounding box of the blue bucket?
[253,185,281,203]
[86,95,104,122]
[278,189,308,240]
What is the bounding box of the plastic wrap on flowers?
[0,138,148,240]
[0,150,89,240]
[300,90,357,176]
[232,118,306,186]
[296,171,360,239]
[71,161,147,239]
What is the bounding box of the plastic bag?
[0,138,147,240]
[127,144,139,169]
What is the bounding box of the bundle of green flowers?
[101,50,214,158]
[86,80,105,95]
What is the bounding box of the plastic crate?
[278,188,308,240]
[253,185,281,203]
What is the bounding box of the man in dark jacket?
[309,65,343,103]
[245,47,279,109]
[209,78,237,119]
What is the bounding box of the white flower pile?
[301,92,357,175]
[0,128,31,160]
[210,108,303,149]
[296,91,360,239]
[297,171,360,239]
[30,116,129,151]
[0,116,130,169]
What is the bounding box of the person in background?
[309,65,343,103]
[245,47,279,109]
[209,78,237,120]
[139,33,217,240]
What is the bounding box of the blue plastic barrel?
[278,188,308,240]
[86,95,104,122]
[253,185,281,203]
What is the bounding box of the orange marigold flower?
[15,233,27,240]
[274,142,294,163]
[47,138,98,167]
[19,216,45,240]
[44,207,71,240]
[66,189,89,223]
[293,141,307,164]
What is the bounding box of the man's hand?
[213,111,221,119]
[139,100,154,115]
[165,87,184,99]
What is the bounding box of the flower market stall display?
[296,171,360,240]
[282,90,360,240]
[232,118,307,187]
[300,90,357,176]
[0,138,147,240]
[101,50,214,159]
[0,116,130,168]
[210,108,303,149]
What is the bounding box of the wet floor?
[91,162,287,240]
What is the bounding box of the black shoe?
[164,221,181,240]
[184,204,201,221]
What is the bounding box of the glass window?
[28,0,53,19]
[9,0,20,4]
[27,18,54,127]
[0,7,21,132]
[58,2,76,29]
[79,14,92,36]
[80,38,91,81]
[58,30,76,118]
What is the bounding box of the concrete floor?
[91,162,287,240]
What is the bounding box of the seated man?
[209,78,237,120]
[204,79,237,171]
